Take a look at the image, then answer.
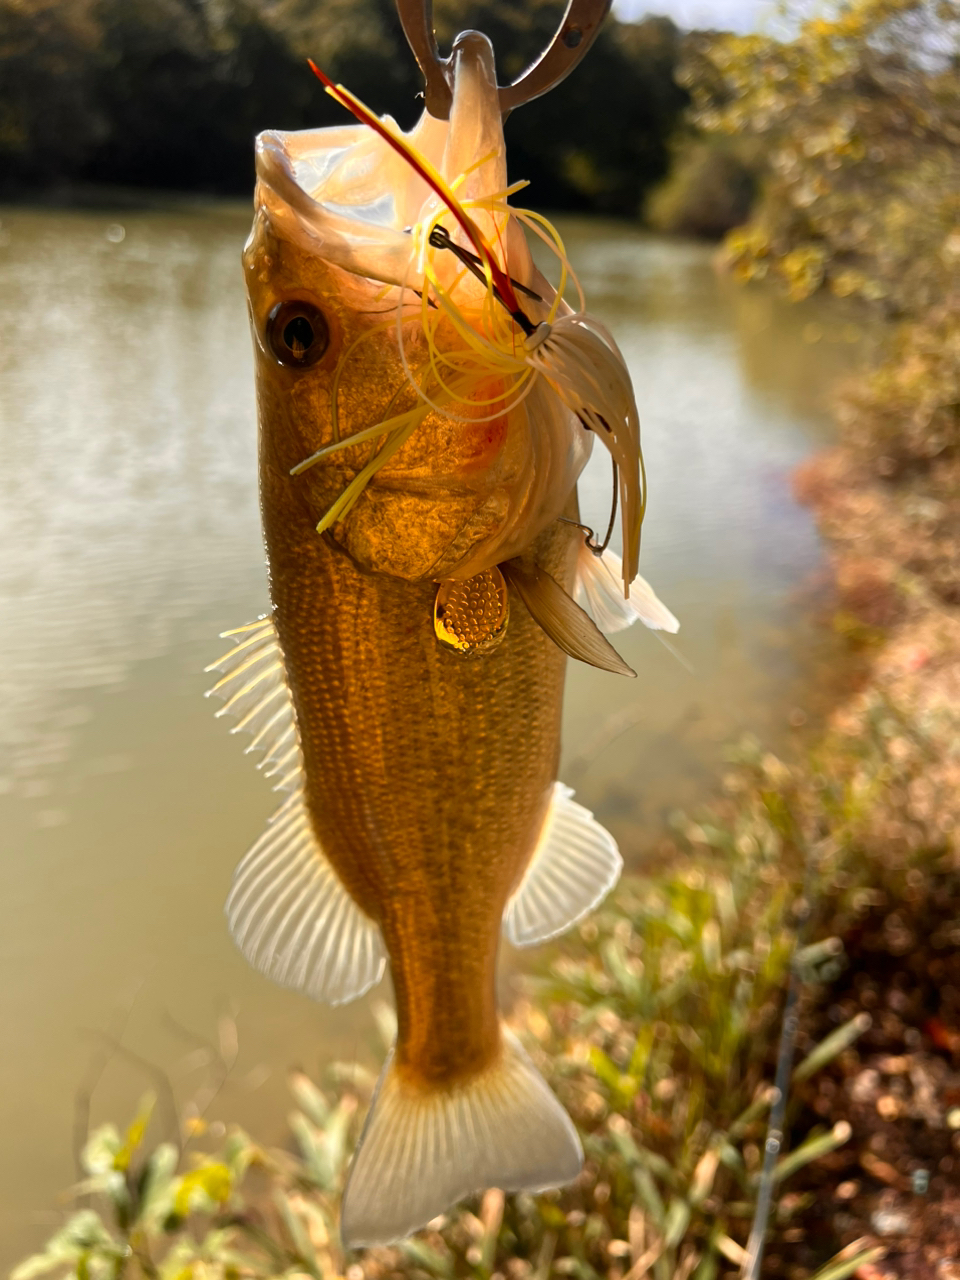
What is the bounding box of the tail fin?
[340,1029,582,1248]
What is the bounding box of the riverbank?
[664,9,960,1264]
[776,366,960,1276]
[24,383,960,1277]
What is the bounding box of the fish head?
[245,31,591,582]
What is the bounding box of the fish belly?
[262,483,576,1088]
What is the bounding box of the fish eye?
[266,300,330,368]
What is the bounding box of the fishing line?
[655,633,694,674]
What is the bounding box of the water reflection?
[0,205,868,1266]
[558,220,867,838]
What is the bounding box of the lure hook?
[559,457,619,558]
[395,0,612,120]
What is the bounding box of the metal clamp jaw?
[396,0,612,119]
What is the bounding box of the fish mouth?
[254,129,415,289]
[254,31,509,291]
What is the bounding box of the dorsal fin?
[205,617,303,793]
[205,618,386,1005]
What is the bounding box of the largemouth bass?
[208,26,676,1248]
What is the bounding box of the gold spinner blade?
[434,568,509,654]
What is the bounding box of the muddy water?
[0,205,869,1264]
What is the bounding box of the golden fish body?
[210,32,652,1247]
[262,467,573,1084]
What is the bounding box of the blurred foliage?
[680,0,960,489]
[680,0,960,310]
[644,135,759,239]
[0,0,105,183]
[0,0,687,210]
[836,298,960,474]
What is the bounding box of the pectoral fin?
[575,543,680,635]
[501,559,636,677]
[504,782,622,947]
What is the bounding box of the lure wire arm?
[559,457,619,558]
[396,0,612,120]
[427,225,537,334]
[428,226,542,301]
[558,515,605,557]
[598,456,618,555]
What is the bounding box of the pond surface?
[0,204,870,1265]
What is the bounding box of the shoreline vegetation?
[0,0,686,216]
[13,0,960,1276]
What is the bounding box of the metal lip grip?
[396,0,613,120]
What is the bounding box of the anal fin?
[504,782,622,948]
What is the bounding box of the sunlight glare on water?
[0,204,869,1265]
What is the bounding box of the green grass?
[22,723,938,1280]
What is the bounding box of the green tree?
[0,0,105,184]
[85,0,311,190]
[0,0,689,206]
[681,0,960,308]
